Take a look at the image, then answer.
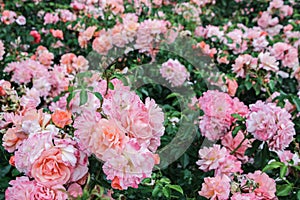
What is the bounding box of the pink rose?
[31,147,72,187]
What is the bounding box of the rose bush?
[0,0,300,199]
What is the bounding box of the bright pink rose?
[30,30,41,43]
[222,131,251,162]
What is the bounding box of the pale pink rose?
[198,90,248,140]
[15,131,54,174]
[102,80,164,151]
[74,110,102,154]
[89,118,129,160]
[16,15,26,25]
[69,150,89,183]
[206,25,224,40]
[160,59,190,87]
[67,183,83,198]
[247,171,276,199]
[247,101,295,151]
[231,192,258,200]
[196,144,228,172]
[232,54,258,78]
[31,147,72,187]
[58,9,77,22]
[92,33,113,55]
[271,42,289,60]
[20,88,41,109]
[198,175,231,200]
[0,40,5,61]
[258,52,279,72]
[225,29,248,54]
[102,139,157,190]
[5,176,36,200]
[73,56,89,72]
[145,97,165,152]
[1,10,16,25]
[43,13,59,25]
[215,155,243,176]
[78,26,97,48]
[196,41,217,57]
[222,131,251,162]
[102,0,125,14]
[258,12,278,28]
[50,29,64,40]
[32,184,68,200]
[246,101,277,141]
[269,0,284,9]
[276,150,294,164]
[2,127,27,153]
[199,116,231,141]
[282,47,298,68]
[283,24,293,32]
[198,90,233,120]
[226,78,238,96]
[35,46,54,66]
[252,36,269,52]
[32,77,52,97]
[280,5,293,19]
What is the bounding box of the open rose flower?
[51,110,72,128]
[31,147,72,187]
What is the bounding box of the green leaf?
[276,184,293,196]
[94,92,103,102]
[245,81,252,90]
[167,185,184,195]
[231,126,241,137]
[280,165,288,178]
[262,161,284,172]
[231,113,244,121]
[180,154,190,168]
[152,185,160,197]
[79,90,88,106]
[162,187,170,198]
[0,165,11,178]
[11,168,20,177]
[66,92,76,109]
[297,190,300,200]
[108,82,114,90]
[254,143,269,168]
[293,165,300,171]
[269,80,275,92]
[292,96,300,112]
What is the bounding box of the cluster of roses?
[194,0,299,85]
[196,90,297,199]
[73,79,165,190]
[2,108,88,199]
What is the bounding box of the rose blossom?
[31,147,72,187]
[5,176,36,200]
[196,144,227,172]
[198,175,231,200]
[51,110,72,128]
[246,171,276,199]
